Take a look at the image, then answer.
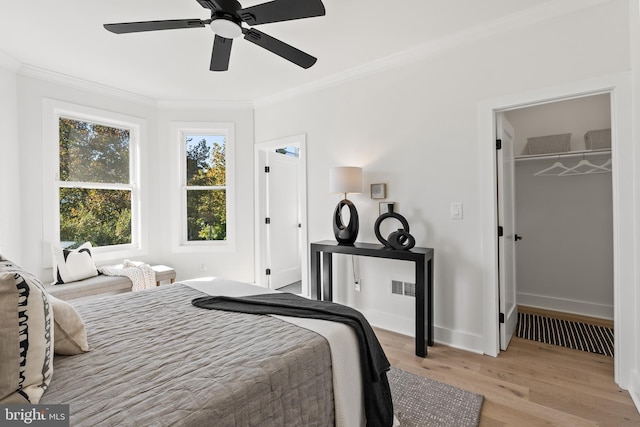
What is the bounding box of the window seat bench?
[45,265,176,301]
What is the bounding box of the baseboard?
[359,307,485,354]
[517,292,613,320]
[631,371,640,414]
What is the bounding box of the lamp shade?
[329,167,362,194]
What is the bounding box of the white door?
[497,113,518,350]
[265,150,302,289]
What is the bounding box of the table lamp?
[329,166,362,245]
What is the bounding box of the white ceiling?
[0,0,551,103]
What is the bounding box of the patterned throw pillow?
[52,242,99,284]
[0,257,54,404]
[50,295,90,355]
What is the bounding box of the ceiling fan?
[104,0,326,71]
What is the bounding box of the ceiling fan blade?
[196,0,222,11]
[104,19,207,34]
[240,0,325,25]
[210,35,233,71]
[243,28,317,69]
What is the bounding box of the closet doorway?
[498,93,614,350]
[481,73,634,388]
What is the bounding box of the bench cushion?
[45,265,176,300]
[46,275,131,300]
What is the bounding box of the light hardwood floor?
[375,327,640,426]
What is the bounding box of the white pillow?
[52,242,99,285]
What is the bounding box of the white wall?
[16,75,157,277]
[12,74,255,283]
[0,63,20,261]
[515,159,613,318]
[254,0,631,352]
[155,106,255,283]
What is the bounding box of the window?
[171,122,235,252]
[185,135,227,241]
[43,100,147,263]
[58,117,133,247]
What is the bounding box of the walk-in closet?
[504,94,613,322]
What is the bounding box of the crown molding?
[254,0,614,108]
[19,64,157,106]
[17,64,254,110]
[157,100,253,110]
[0,50,21,72]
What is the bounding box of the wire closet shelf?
[515,149,612,176]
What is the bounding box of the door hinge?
[265,217,271,224]
[498,226,503,237]
[264,166,270,173]
[266,268,271,276]
[496,139,502,150]
[499,312,505,323]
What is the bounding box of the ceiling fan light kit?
[210,19,242,39]
[104,0,326,72]
[210,16,242,39]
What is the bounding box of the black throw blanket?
[192,293,394,427]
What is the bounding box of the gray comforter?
[41,284,334,427]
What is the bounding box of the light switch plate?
[451,202,463,220]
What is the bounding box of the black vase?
[333,199,359,245]
[374,204,415,250]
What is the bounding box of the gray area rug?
[388,367,483,427]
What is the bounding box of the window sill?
[171,242,235,253]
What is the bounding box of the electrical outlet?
[199,263,207,272]
[354,279,361,292]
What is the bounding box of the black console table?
[310,240,434,357]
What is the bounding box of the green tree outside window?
[58,117,132,248]
[185,135,227,241]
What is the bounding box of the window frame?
[170,121,235,253]
[42,99,147,266]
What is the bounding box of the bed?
[39,278,372,426]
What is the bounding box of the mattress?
[41,283,335,426]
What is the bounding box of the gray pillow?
[0,259,54,404]
[50,295,90,355]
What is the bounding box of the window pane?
[59,117,130,183]
[275,146,300,158]
[186,189,226,241]
[185,135,226,186]
[59,188,132,247]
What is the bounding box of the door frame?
[254,134,309,294]
[478,72,633,389]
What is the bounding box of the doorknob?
[515,234,523,241]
